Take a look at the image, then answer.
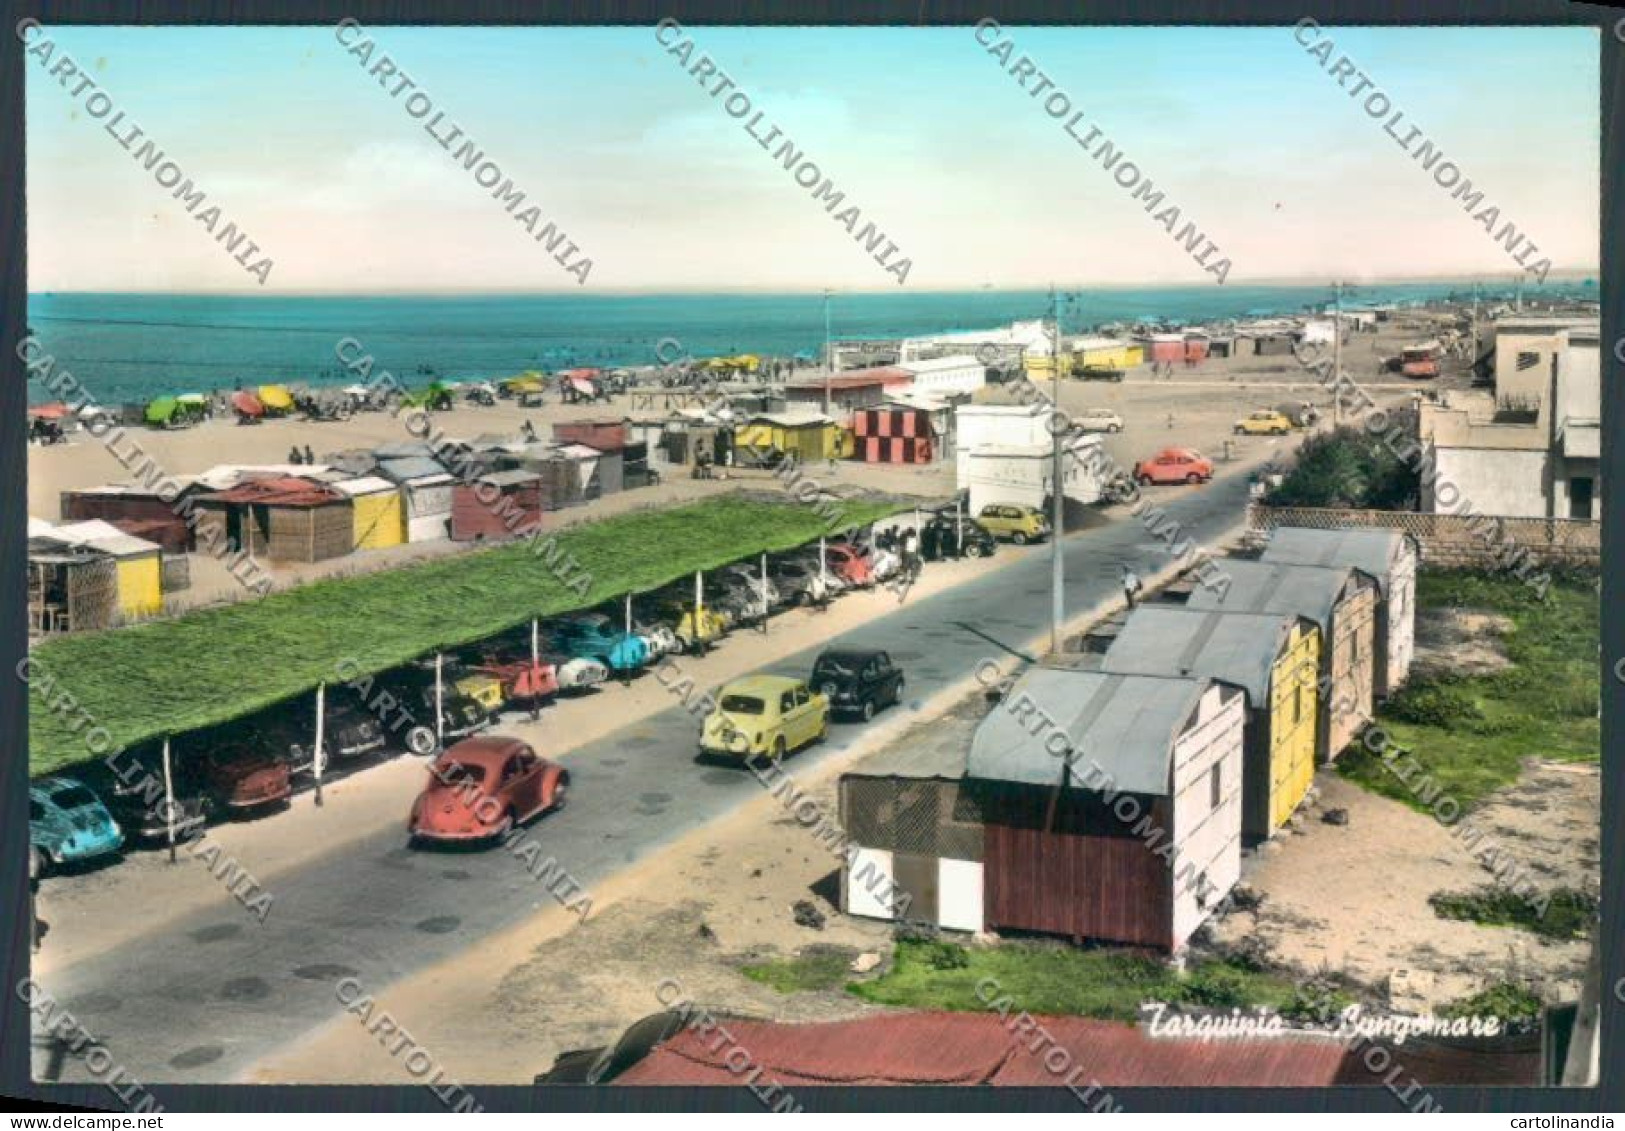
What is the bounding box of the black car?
[284,693,388,775]
[811,648,905,721]
[921,516,996,561]
[83,747,212,842]
[376,665,493,754]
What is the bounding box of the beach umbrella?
[258,384,295,411]
[144,396,179,426]
[177,393,207,405]
[232,390,265,418]
[29,402,71,420]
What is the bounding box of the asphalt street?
[34,470,1254,1085]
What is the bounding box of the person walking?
[303,444,315,466]
[288,446,303,465]
[1121,563,1144,610]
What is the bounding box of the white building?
[898,320,1052,368]
[1419,321,1600,519]
[895,354,985,397]
[963,435,1106,516]
[954,404,1051,480]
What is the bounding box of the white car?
[867,547,902,582]
[634,624,683,659]
[549,655,609,693]
[719,565,783,610]
[1076,408,1124,433]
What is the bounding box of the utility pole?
[1471,281,1480,369]
[822,288,833,416]
[1332,280,1343,427]
[1049,285,1066,656]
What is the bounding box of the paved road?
[35,471,1254,1085]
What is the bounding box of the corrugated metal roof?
[845,736,967,781]
[967,668,1207,794]
[375,456,450,483]
[1102,607,1304,707]
[330,476,398,498]
[199,477,345,507]
[613,1012,1353,1088]
[1186,559,1375,633]
[1260,526,1412,596]
[49,519,162,558]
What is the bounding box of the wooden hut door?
[892,853,937,927]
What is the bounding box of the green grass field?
[29,495,901,775]
[1337,570,1599,813]
[845,939,1300,1020]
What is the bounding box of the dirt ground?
[28,349,1418,611]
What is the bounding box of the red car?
[407,737,569,845]
[203,747,293,813]
[475,658,561,705]
[824,544,874,588]
[1133,447,1214,486]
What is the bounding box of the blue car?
[30,777,124,874]
[547,615,650,674]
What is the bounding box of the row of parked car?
[27,529,935,876]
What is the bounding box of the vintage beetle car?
[376,663,494,755]
[822,543,875,588]
[546,615,649,673]
[1133,447,1214,486]
[29,777,124,874]
[768,557,831,606]
[198,736,294,813]
[543,650,610,694]
[717,563,784,611]
[701,675,829,761]
[810,648,905,721]
[284,689,388,775]
[407,737,569,845]
[84,746,212,842]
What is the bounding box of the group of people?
[287,445,317,465]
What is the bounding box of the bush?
[1265,417,1420,509]
[919,941,971,971]
[1384,678,1484,728]
[1429,885,1596,941]
[1438,981,1543,1030]
[1179,963,1251,1007]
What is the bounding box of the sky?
[23,23,1601,293]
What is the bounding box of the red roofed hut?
[450,470,545,542]
[193,476,354,562]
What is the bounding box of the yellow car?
[678,604,730,654]
[1234,409,1293,436]
[453,670,508,713]
[701,675,829,760]
[977,504,1051,545]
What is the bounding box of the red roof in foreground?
[788,367,913,392]
[615,1012,1353,1088]
[199,477,344,508]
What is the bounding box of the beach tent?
[232,390,265,419]
[258,384,296,415]
[144,396,182,428]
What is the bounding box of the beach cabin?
[553,443,612,501]
[1101,607,1321,844]
[332,476,406,552]
[1072,337,1144,372]
[1259,526,1418,698]
[194,476,354,563]
[852,404,936,463]
[552,419,627,451]
[1187,560,1379,762]
[450,470,544,542]
[968,669,1245,952]
[28,534,119,634]
[1146,334,1186,364]
[785,367,913,413]
[390,470,455,543]
[47,520,165,621]
[734,413,843,466]
[839,742,983,933]
[61,483,200,552]
[963,435,1106,526]
[1183,333,1211,364]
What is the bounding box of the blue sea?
[24,282,1594,407]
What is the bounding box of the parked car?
[1076,407,1125,433]
[284,694,388,775]
[640,592,728,654]
[783,551,850,594]
[823,543,875,588]
[544,651,610,694]
[1133,447,1214,486]
[29,777,124,874]
[976,504,1051,545]
[547,615,650,673]
[474,657,561,706]
[811,648,905,721]
[632,622,683,659]
[82,748,212,842]
[1072,365,1126,382]
[452,669,510,715]
[407,737,569,845]
[377,665,494,753]
[769,558,831,606]
[718,564,783,612]
[706,579,766,627]
[700,675,829,761]
[921,515,996,560]
[199,742,294,814]
[1233,409,1292,436]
